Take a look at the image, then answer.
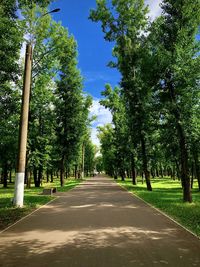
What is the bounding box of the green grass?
[0,177,83,231]
[117,177,200,237]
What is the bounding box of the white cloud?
[90,99,112,146]
[145,0,162,21]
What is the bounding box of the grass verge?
[117,178,200,237]
[0,178,83,231]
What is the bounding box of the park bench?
[43,187,57,195]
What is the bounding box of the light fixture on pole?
[13,8,60,207]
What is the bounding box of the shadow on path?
[0,175,200,267]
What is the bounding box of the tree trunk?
[24,167,28,185]
[75,165,78,179]
[177,122,191,201]
[175,159,181,181]
[46,170,49,183]
[156,167,159,178]
[121,171,125,181]
[33,168,37,186]
[141,133,152,191]
[141,172,144,184]
[3,162,8,188]
[50,170,53,183]
[1,170,3,184]
[191,162,194,189]
[9,170,12,183]
[34,168,40,187]
[151,168,155,178]
[60,155,65,186]
[38,166,43,186]
[193,151,200,191]
[172,165,175,180]
[159,164,163,178]
[27,171,31,188]
[168,79,192,202]
[131,157,137,185]
[114,170,118,180]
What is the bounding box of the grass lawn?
[0,177,83,231]
[117,177,200,237]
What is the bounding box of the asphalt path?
[0,175,200,267]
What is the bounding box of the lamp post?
[13,8,60,207]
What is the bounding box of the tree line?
[0,0,96,188]
[90,0,200,202]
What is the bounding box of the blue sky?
[50,0,121,99]
[49,0,162,145]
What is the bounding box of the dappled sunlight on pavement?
[0,175,200,267]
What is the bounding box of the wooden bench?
[43,187,57,195]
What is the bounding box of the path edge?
[0,197,58,235]
[117,181,200,241]
[0,178,88,235]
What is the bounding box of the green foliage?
[84,137,97,176]
[0,1,22,186]
[98,124,116,176]
[100,84,130,179]
[91,0,200,199]
[148,0,200,201]
[18,0,53,9]
[54,25,93,184]
[0,2,95,191]
[0,0,23,83]
[95,156,103,173]
[90,0,153,190]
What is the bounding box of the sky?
[49,0,162,146]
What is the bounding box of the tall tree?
[0,0,22,187]
[98,124,116,177]
[149,0,200,201]
[101,84,130,181]
[90,0,152,190]
[20,5,62,187]
[55,26,92,185]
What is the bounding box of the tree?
[148,0,200,201]
[100,84,130,181]
[19,5,62,187]
[84,137,96,177]
[90,0,152,190]
[55,25,92,185]
[98,124,116,177]
[0,0,22,187]
[95,156,103,173]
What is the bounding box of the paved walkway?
[0,175,200,267]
